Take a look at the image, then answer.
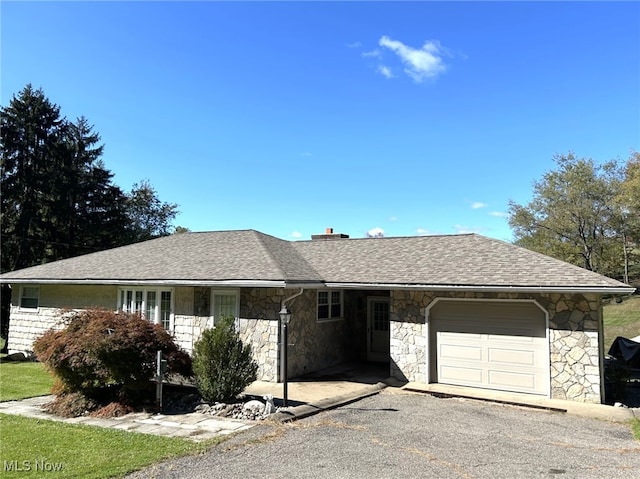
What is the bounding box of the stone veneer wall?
[285,289,350,378]
[171,287,281,381]
[9,283,350,383]
[237,287,283,382]
[148,286,348,381]
[389,290,603,403]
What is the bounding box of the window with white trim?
[20,286,39,309]
[317,290,343,321]
[212,289,239,326]
[119,288,173,330]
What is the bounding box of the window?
[317,290,343,321]
[212,290,239,326]
[119,288,173,330]
[20,286,39,309]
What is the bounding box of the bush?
[193,316,258,403]
[33,309,192,407]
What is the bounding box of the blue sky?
[2,1,639,242]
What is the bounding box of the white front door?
[367,297,390,362]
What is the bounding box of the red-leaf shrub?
[33,309,192,405]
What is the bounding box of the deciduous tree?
[508,152,623,276]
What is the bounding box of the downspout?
[279,287,304,382]
[282,287,304,307]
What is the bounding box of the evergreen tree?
[1,84,67,271]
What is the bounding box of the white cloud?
[389,216,398,222]
[347,41,362,49]
[362,49,381,58]
[378,65,394,79]
[471,202,488,209]
[378,36,447,82]
[290,231,303,239]
[489,211,509,218]
[367,227,385,238]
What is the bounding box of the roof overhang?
[323,282,636,295]
[0,278,326,289]
[1,278,634,295]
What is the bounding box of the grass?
[603,295,640,352]
[0,414,217,478]
[0,362,221,477]
[632,418,640,441]
[0,362,55,401]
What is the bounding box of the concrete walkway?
[0,363,390,441]
[0,395,253,442]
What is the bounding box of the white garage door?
[429,300,549,396]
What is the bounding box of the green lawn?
[0,414,215,478]
[603,295,640,352]
[0,362,221,478]
[0,362,55,401]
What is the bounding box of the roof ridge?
[252,231,324,280]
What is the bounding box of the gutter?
[322,282,636,295]
[0,278,633,295]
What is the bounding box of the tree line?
[508,151,639,286]
[1,84,180,273]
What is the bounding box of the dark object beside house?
[608,336,640,369]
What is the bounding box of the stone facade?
[389,290,604,403]
[7,284,350,383]
[7,282,605,402]
[546,293,602,403]
[285,289,351,378]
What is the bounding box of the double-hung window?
[119,288,173,330]
[212,289,239,327]
[317,290,343,321]
[20,286,40,309]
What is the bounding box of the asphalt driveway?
[127,389,640,479]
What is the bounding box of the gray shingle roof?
[0,230,633,292]
[294,234,628,289]
[0,230,320,283]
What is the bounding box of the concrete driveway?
[127,389,640,479]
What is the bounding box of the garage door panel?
[488,348,536,366]
[440,343,483,361]
[439,321,544,339]
[488,370,537,390]
[439,331,483,341]
[430,301,549,396]
[440,365,484,384]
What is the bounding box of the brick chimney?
[311,227,350,240]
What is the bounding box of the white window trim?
[19,285,40,311]
[118,287,175,331]
[316,289,344,323]
[210,288,240,328]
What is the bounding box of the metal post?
[156,350,163,413]
[283,320,288,407]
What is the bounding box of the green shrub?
[33,309,192,406]
[193,316,258,403]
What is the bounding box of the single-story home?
[0,229,634,404]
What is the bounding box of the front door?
[367,297,390,362]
